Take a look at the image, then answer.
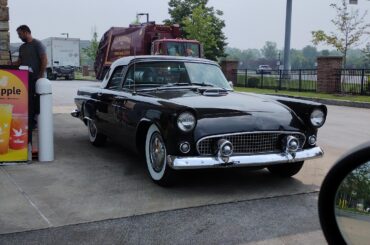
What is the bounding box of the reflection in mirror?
[335,161,370,245]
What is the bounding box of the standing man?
[14,25,47,132]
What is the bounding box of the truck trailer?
[42,37,80,80]
[95,22,202,80]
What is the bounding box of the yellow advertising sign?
[0,68,29,162]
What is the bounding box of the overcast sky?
[8,0,370,50]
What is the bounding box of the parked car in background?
[256,65,272,74]
[72,55,327,186]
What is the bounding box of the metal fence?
[339,69,370,95]
[234,69,370,95]
[234,69,317,92]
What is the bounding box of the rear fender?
[82,100,97,125]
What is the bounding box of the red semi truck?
[94,22,202,80]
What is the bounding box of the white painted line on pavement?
[0,167,53,227]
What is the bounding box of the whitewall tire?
[145,124,174,186]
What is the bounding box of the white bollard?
[36,78,54,162]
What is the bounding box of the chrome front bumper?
[167,147,324,170]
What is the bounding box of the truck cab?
[151,39,203,58]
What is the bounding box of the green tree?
[321,49,330,56]
[336,162,370,209]
[311,0,370,67]
[302,45,318,68]
[363,43,370,68]
[183,6,217,60]
[165,0,227,60]
[83,28,99,62]
[261,41,278,61]
[346,49,366,68]
[290,49,305,69]
[241,49,261,61]
[165,0,208,26]
[225,47,242,60]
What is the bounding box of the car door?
[108,64,141,148]
[113,62,163,150]
[96,65,126,139]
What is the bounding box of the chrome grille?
[196,132,306,156]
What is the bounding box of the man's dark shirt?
[19,39,46,81]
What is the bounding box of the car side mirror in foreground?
[319,141,370,245]
[228,81,234,88]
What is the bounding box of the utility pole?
[283,0,292,71]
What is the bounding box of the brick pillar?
[220,60,239,85]
[0,0,10,65]
[317,56,343,93]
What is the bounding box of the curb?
[267,94,370,109]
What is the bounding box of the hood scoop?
[201,88,229,97]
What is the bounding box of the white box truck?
[42,37,80,80]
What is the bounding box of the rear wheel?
[47,70,56,80]
[267,161,304,177]
[87,119,106,147]
[145,124,175,186]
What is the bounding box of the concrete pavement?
[0,114,322,235]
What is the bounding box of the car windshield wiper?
[191,82,215,87]
[137,83,191,91]
[158,83,191,88]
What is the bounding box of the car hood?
[143,89,305,138]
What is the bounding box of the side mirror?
[228,81,234,88]
[319,141,370,244]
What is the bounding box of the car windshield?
[124,61,232,90]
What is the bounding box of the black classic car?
[72,55,327,185]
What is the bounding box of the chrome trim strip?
[196,131,306,155]
[168,146,323,170]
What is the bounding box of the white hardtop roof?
[101,55,219,88]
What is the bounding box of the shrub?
[248,77,260,88]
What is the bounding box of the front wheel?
[145,124,175,186]
[87,119,107,147]
[267,161,304,177]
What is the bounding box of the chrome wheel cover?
[149,132,166,173]
[88,121,97,139]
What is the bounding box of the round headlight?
[177,112,196,132]
[310,109,325,128]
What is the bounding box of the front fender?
[262,95,328,129]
